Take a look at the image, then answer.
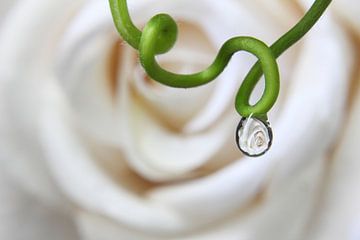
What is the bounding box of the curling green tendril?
[109,0,331,120]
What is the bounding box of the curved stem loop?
[109,0,331,119]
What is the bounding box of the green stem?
[235,0,332,116]
[139,14,279,117]
[109,0,141,49]
[109,0,331,119]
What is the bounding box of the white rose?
[0,0,358,240]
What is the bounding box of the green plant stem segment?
[109,0,331,120]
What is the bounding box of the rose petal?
[56,0,122,145]
[0,0,84,203]
[333,0,360,35]
[0,169,79,240]
[305,78,360,240]
[146,6,354,232]
[117,0,298,180]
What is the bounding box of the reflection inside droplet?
[235,116,272,157]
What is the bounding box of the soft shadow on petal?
[56,0,124,146]
[40,83,192,235]
[0,0,84,204]
[246,7,354,240]
[306,76,360,240]
[0,0,15,22]
[0,169,79,240]
[131,22,217,132]
[332,0,360,36]
[119,95,235,180]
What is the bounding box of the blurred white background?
[0,0,359,240]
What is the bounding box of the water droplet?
[235,116,273,157]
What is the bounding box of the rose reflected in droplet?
[236,117,273,157]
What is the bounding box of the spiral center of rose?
[254,131,265,147]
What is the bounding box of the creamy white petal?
[306,75,360,240]
[0,0,85,203]
[119,93,234,180]
[40,82,192,234]
[56,0,126,146]
[0,169,79,240]
[117,0,298,180]
[146,6,353,233]
[0,0,15,22]
[333,0,360,35]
